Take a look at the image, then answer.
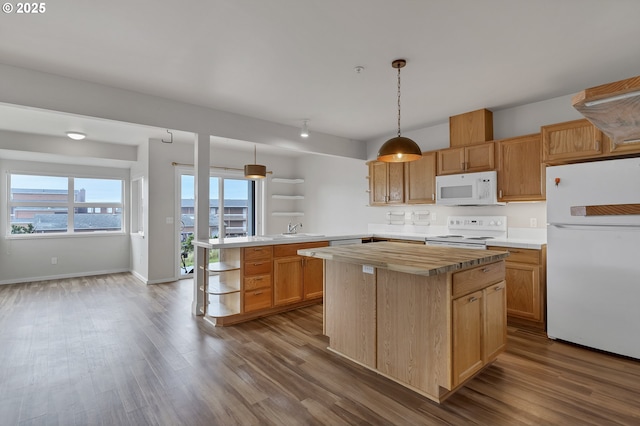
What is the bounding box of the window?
[8,173,125,235]
[180,174,255,239]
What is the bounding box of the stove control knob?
[489,220,496,226]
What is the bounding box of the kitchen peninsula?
[298,242,509,403]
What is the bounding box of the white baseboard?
[0,268,131,286]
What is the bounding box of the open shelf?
[205,292,241,317]
[207,261,241,272]
[200,273,241,295]
[271,178,304,184]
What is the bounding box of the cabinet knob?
[495,285,504,291]
[481,267,490,273]
[469,296,478,303]
[499,190,503,198]
[254,291,263,295]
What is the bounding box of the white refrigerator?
[546,157,640,359]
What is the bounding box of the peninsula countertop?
[298,241,509,276]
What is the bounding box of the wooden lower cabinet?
[242,246,273,313]
[488,245,547,330]
[324,258,506,403]
[452,290,484,386]
[302,256,324,300]
[203,241,328,326]
[451,266,506,387]
[273,241,329,306]
[273,256,303,306]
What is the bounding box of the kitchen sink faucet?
[287,222,302,234]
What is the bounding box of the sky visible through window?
[180,175,248,199]
[11,175,122,202]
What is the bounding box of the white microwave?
[435,171,500,206]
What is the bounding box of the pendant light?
[377,59,422,163]
[244,145,267,179]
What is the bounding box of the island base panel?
[324,260,377,368]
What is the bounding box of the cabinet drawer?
[453,261,505,298]
[488,246,540,265]
[243,246,273,261]
[244,288,272,312]
[244,274,271,291]
[244,260,272,276]
[274,241,328,258]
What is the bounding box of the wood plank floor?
[1,273,639,425]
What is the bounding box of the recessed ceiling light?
[66,131,86,140]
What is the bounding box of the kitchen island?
[298,241,509,403]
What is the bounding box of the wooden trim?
[570,203,640,216]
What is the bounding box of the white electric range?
[425,215,507,249]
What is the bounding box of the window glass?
[8,174,124,235]
[73,178,122,203]
[10,174,68,202]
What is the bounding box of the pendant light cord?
[397,66,402,137]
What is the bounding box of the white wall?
[0,159,130,284]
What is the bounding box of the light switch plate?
[362,265,374,274]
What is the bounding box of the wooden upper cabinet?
[449,109,493,147]
[437,142,494,175]
[542,119,606,163]
[496,133,545,202]
[368,161,404,205]
[404,151,437,204]
[609,137,640,155]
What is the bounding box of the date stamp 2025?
[3,2,46,14]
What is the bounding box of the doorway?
[177,171,258,277]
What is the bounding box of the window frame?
[7,172,126,238]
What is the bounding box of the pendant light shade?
[244,145,267,179]
[377,136,422,162]
[377,59,422,163]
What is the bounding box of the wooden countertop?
[298,242,509,276]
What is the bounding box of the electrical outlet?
[362,265,375,274]
[431,212,437,222]
[530,218,537,228]
[51,257,58,265]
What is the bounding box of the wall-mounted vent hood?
[572,75,640,148]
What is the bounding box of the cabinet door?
[273,256,303,306]
[369,161,388,205]
[387,162,405,204]
[609,136,640,155]
[484,281,507,363]
[404,151,436,204]
[303,256,324,300]
[437,147,465,175]
[368,161,404,205]
[504,263,541,321]
[452,290,483,387]
[496,134,545,201]
[542,119,604,162]
[465,142,495,172]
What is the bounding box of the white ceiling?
[1,0,640,150]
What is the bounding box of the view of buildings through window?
[9,174,124,234]
[179,174,255,275]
